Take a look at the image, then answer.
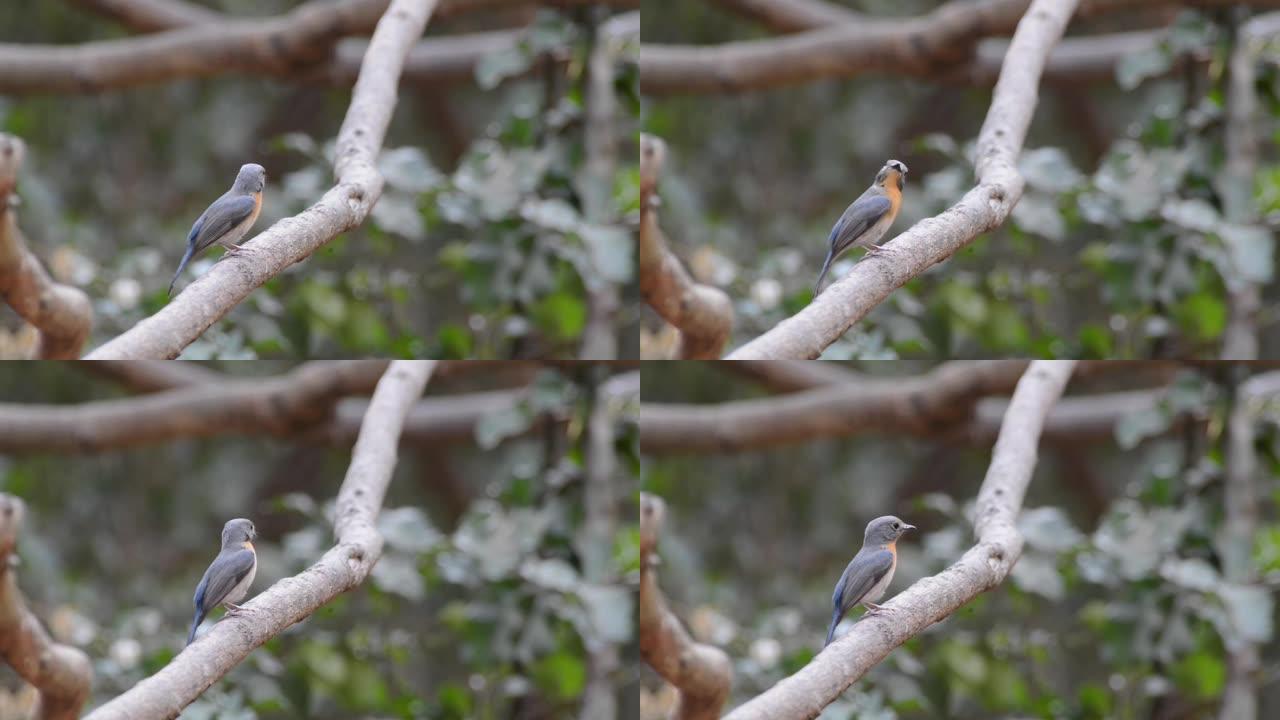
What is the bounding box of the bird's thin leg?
[219,241,255,256]
[862,243,897,257]
[224,602,252,616]
[863,601,895,616]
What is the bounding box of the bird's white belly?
[223,563,256,606]
[855,212,896,249]
[863,564,895,604]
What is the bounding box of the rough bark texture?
[726,0,1078,359]
[86,0,437,359]
[0,134,93,358]
[640,134,733,359]
[720,361,1075,720]
[83,360,435,720]
[0,495,93,720]
[639,493,733,720]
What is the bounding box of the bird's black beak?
[902,524,917,532]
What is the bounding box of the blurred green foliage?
[641,363,1280,719]
[641,1,1279,358]
[0,2,636,358]
[0,363,637,719]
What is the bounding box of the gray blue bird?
[814,159,908,295]
[188,518,258,646]
[169,163,266,296]
[824,515,915,647]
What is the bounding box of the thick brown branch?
[640,134,733,359]
[640,360,1031,453]
[0,366,546,454]
[0,134,93,359]
[726,0,1077,359]
[83,361,435,720]
[42,0,635,93]
[639,493,732,720]
[642,361,1178,454]
[0,495,93,720]
[721,361,1075,720]
[706,0,859,32]
[86,0,436,359]
[640,0,1278,95]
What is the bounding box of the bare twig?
[727,0,1078,359]
[640,493,732,720]
[640,134,733,359]
[86,0,437,358]
[0,134,93,358]
[0,495,93,720]
[1219,367,1267,719]
[578,367,621,719]
[720,361,1075,720]
[83,361,435,720]
[1219,13,1280,359]
[578,11,634,360]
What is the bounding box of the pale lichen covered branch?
[721,360,1075,720]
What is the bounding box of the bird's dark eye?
[892,522,900,530]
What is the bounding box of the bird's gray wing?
[195,548,255,611]
[190,194,256,254]
[833,548,894,616]
[828,194,891,258]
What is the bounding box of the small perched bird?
[824,515,915,647]
[814,159,908,295]
[188,518,258,646]
[169,163,266,296]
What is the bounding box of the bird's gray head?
[230,163,266,194]
[864,515,915,546]
[220,518,257,548]
[874,159,908,191]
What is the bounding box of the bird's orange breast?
[248,191,263,226]
[242,540,255,553]
[883,179,902,218]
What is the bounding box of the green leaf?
[1172,650,1224,700]
[530,650,586,701]
[532,291,586,341]
[1172,291,1226,342]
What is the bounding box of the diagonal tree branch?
[720,360,1075,720]
[726,0,1078,359]
[0,134,93,359]
[640,492,732,720]
[85,0,436,359]
[640,133,733,359]
[0,494,93,720]
[82,360,435,720]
